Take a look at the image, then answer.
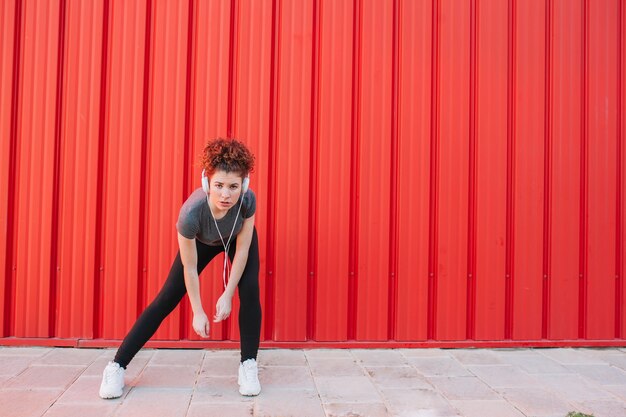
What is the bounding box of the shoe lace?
[243,361,258,381]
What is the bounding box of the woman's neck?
[207,197,228,219]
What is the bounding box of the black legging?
[114,227,261,368]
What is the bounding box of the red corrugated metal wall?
[0,0,625,348]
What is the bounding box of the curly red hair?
[200,138,255,178]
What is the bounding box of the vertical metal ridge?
[227,0,238,138]
[4,0,23,337]
[579,0,589,339]
[138,0,153,316]
[388,0,400,341]
[307,0,320,341]
[265,0,280,341]
[467,0,477,341]
[616,0,623,339]
[428,0,440,341]
[50,0,68,337]
[505,0,516,340]
[348,0,362,340]
[180,0,195,341]
[93,0,110,340]
[543,0,553,340]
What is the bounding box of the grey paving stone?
[200,356,240,377]
[193,375,253,403]
[133,365,198,389]
[148,349,205,367]
[425,376,501,401]
[315,375,382,404]
[536,348,607,365]
[381,387,460,416]
[351,349,409,366]
[604,384,626,402]
[566,363,626,385]
[449,399,526,417]
[258,349,307,366]
[496,352,574,374]
[186,402,254,417]
[42,402,118,417]
[305,349,354,359]
[323,402,389,417]
[409,357,473,377]
[592,352,626,372]
[260,365,316,390]
[535,373,617,402]
[0,388,63,417]
[496,387,576,417]
[365,366,432,389]
[0,355,37,377]
[449,349,505,365]
[254,387,325,417]
[35,347,103,366]
[113,387,192,417]
[467,365,542,388]
[399,348,451,358]
[307,356,365,377]
[84,351,153,382]
[3,365,84,390]
[56,375,104,403]
[569,398,626,417]
[0,347,52,357]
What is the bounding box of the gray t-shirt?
[176,187,256,246]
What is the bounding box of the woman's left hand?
[214,292,233,322]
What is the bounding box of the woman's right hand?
[193,312,210,338]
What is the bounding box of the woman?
[99,138,262,399]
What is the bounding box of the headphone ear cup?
[201,170,209,194]
[242,176,250,194]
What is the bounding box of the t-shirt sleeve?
[244,189,256,219]
[176,202,200,239]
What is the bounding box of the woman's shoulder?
[180,188,207,214]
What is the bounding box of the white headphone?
[202,169,249,195]
[201,169,250,289]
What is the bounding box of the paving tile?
[496,387,575,417]
[259,365,315,390]
[186,402,254,417]
[323,402,390,417]
[113,388,192,417]
[569,398,626,417]
[408,357,473,377]
[365,366,431,389]
[449,399,526,417]
[467,365,542,388]
[0,388,62,417]
[253,387,325,417]
[258,349,307,366]
[604,384,626,401]
[193,375,254,403]
[449,349,505,365]
[0,347,52,357]
[83,350,153,382]
[425,376,501,401]
[56,375,105,403]
[3,365,84,389]
[399,349,451,358]
[148,349,205,367]
[42,402,118,417]
[205,349,240,358]
[536,348,607,365]
[307,357,365,377]
[351,349,409,366]
[315,376,382,404]
[381,387,460,416]
[200,356,240,377]
[305,349,354,359]
[36,347,103,366]
[0,355,37,377]
[495,353,574,374]
[535,373,617,402]
[133,365,198,389]
[566,363,626,385]
[591,352,626,372]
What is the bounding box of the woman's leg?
[229,227,262,363]
[114,241,222,368]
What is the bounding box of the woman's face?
[208,170,243,210]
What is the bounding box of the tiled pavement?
[1,347,626,417]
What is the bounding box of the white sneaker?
[99,361,125,399]
[238,358,261,396]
